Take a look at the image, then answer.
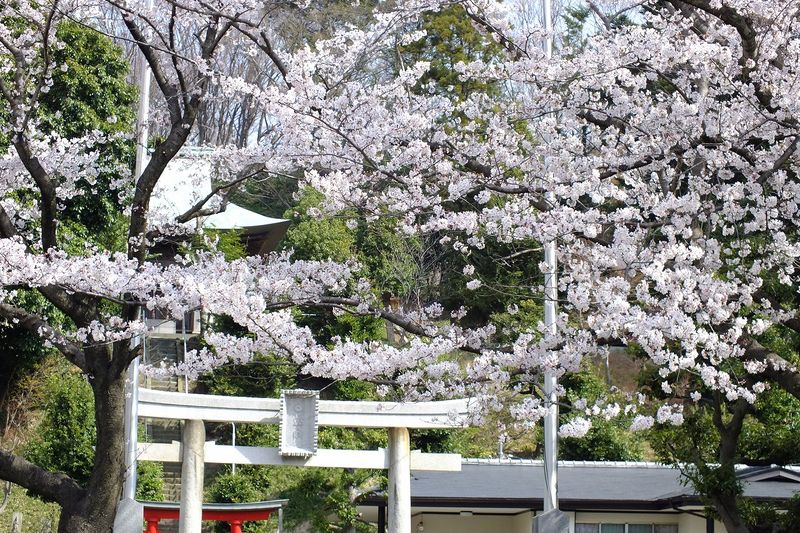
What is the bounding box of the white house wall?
[575,511,715,533]
[411,513,527,533]
[403,510,723,533]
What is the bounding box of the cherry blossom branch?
[317,296,488,356]
[674,0,775,111]
[174,166,264,224]
[462,4,527,60]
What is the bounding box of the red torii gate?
[141,500,287,533]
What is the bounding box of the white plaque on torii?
[279,389,319,458]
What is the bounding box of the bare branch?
[12,138,58,251]
[744,339,800,401]
[175,166,264,224]
[0,450,84,508]
[0,302,88,372]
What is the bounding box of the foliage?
[136,460,165,502]
[0,484,60,532]
[562,7,590,51]
[209,471,276,533]
[136,424,165,502]
[400,4,502,99]
[282,188,355,263]
[739,493,800,533]
[24,370,96,488]
[0,292,64,410]
[39,21,136,138]
[188,229,249,261]
[41,20,136,234]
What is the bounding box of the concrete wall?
[408,510,725,533]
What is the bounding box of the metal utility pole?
[533,3,567,530]
[540,0,564,525]
[122,3,153,499]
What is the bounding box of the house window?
[576,524,678,533]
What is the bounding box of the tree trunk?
[58,355,128,533]
[711,492,751,533]
[707,399,751,533]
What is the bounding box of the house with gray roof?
[359,460,800,533]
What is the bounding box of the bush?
[24,370,96,487]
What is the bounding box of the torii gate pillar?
[388,427,411,533]
[179,419,205,533]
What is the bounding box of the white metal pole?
[122,1,153,501]
[231,422,236,474]
[541,0,559,515]
[122,332,142,500]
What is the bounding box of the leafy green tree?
[25,370,96,486]
[282,188,355,263]
[136,460,165,502]
[41,21,137,234]
[22,366,163,501]
[0,20,135,415]
[400,5,503,99]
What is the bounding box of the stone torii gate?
[136,388,471,533]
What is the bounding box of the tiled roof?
[394,460,800,510]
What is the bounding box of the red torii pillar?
[142,500,286,533]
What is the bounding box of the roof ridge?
[463,459,800,468]
[462,458,672,468]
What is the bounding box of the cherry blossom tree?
[221,1,798,529]
[1,0,799,531]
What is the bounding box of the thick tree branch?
[127,94,201,263]
[587,2,613,30]
[744,339,800,401]
[120,14,182,124]
[12,138,58,251]
[0,450,85,507]
[0,302,88,372]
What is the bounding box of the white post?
[541,0,559,515]
[231,422,236,474]
[179,419,205,533]
[122,346,140,500]
[122,0,153,502]
[388,427,411,533]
